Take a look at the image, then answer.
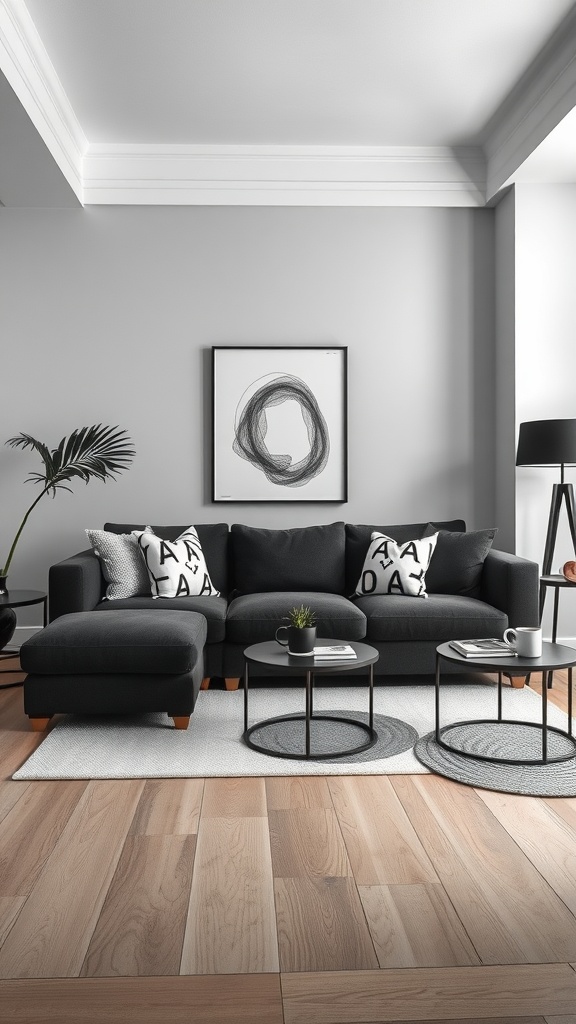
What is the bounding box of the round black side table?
[242,639,379,760]
[435,640,576,766]
[0,590,47,690]
[539,574,576,688]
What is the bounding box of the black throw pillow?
[424,524,497,597]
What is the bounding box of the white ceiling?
[22,0,576,146]
[1,0,576,206]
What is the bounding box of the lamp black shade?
[516,419,576,467]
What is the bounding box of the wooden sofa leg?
[225,677,240,691]
[200,677,211,690]
[30,717,51,731]
[509,675,528,689]
[171,716,190,730]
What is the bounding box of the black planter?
[0,608,16,651]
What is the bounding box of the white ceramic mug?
[503,626,542,658]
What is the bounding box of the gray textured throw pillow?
[86,527,152,600]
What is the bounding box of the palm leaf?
[2,425,135,575]
[6,424,135,495]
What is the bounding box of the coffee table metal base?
[243,710,377,761]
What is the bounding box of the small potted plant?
[275,604,317,656]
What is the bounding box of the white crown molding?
[0,0,86,201]
[82,144,486,207]
[484,5,576,200]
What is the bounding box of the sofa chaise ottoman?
[20,608,207,730]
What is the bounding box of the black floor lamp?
[516,419,576,587]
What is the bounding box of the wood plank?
[281,963,576,1024]
[0,726,44,780]
[544,796,576,834]
[477,788,576,916]
[81,834,196,977]
[0,779,144,978]
[201,777,267,817]
[328,776,439,885]
[180,816,279,974]
[274,876,378,972]
[386,1019,547,1024]
[0,778,29,825]
[545,1016,576,1024]
[265,776,333,809]
[0,896,26,947]
[129,778,204,835]
[0,973,284,1022]
[359,882,480,968]
[268,808,352,878]
[0,780,87,896]
[392,774,576,964]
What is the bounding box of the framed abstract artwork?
[212,346,348,502]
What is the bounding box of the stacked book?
[449,638,515,658]
[313,644,357,661]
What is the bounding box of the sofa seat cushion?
[354,594,507,643]
[20,610,207,675]
[94,595,227,643]
[226,592,367,645]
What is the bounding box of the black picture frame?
[212,346,348,503]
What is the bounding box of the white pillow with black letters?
[86,527,153,600]
[355,531,438,598]
[133,526,220,598]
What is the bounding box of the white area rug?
[13,682,572,780]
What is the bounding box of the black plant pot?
[0,608,17,652]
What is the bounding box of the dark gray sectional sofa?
[47,518,540,682]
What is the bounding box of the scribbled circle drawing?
[233,372,330,487]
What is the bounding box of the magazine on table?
[449,638,515,658]
[313,644,357,660]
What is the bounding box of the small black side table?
[540,574,576,688]
[242,639,379,760]
[0,590,47,690]
[436,640,576,765]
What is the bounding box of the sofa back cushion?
[231,522,346,594]
[345,520,465,597]
[104,523,230,597]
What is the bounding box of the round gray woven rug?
[247,710,418,763]
[414,721,576,796]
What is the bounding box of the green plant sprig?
[1,424,135,577]
[286,604,317,629]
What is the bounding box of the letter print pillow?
[355,531,438,598]
[133,526,220,598]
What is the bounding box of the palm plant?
[1,424,135,582]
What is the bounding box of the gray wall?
[493,187,516,553]
[514,184,576,640]
[2,204,496,608]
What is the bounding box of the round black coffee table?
[436,641,576,765]
[0,590,48,690]
[242,639,379,760]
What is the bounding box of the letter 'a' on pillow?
[355,531,438,598]
[133,526,220,599]
[86,527,152,600]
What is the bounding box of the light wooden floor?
[1,657,576,1023]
